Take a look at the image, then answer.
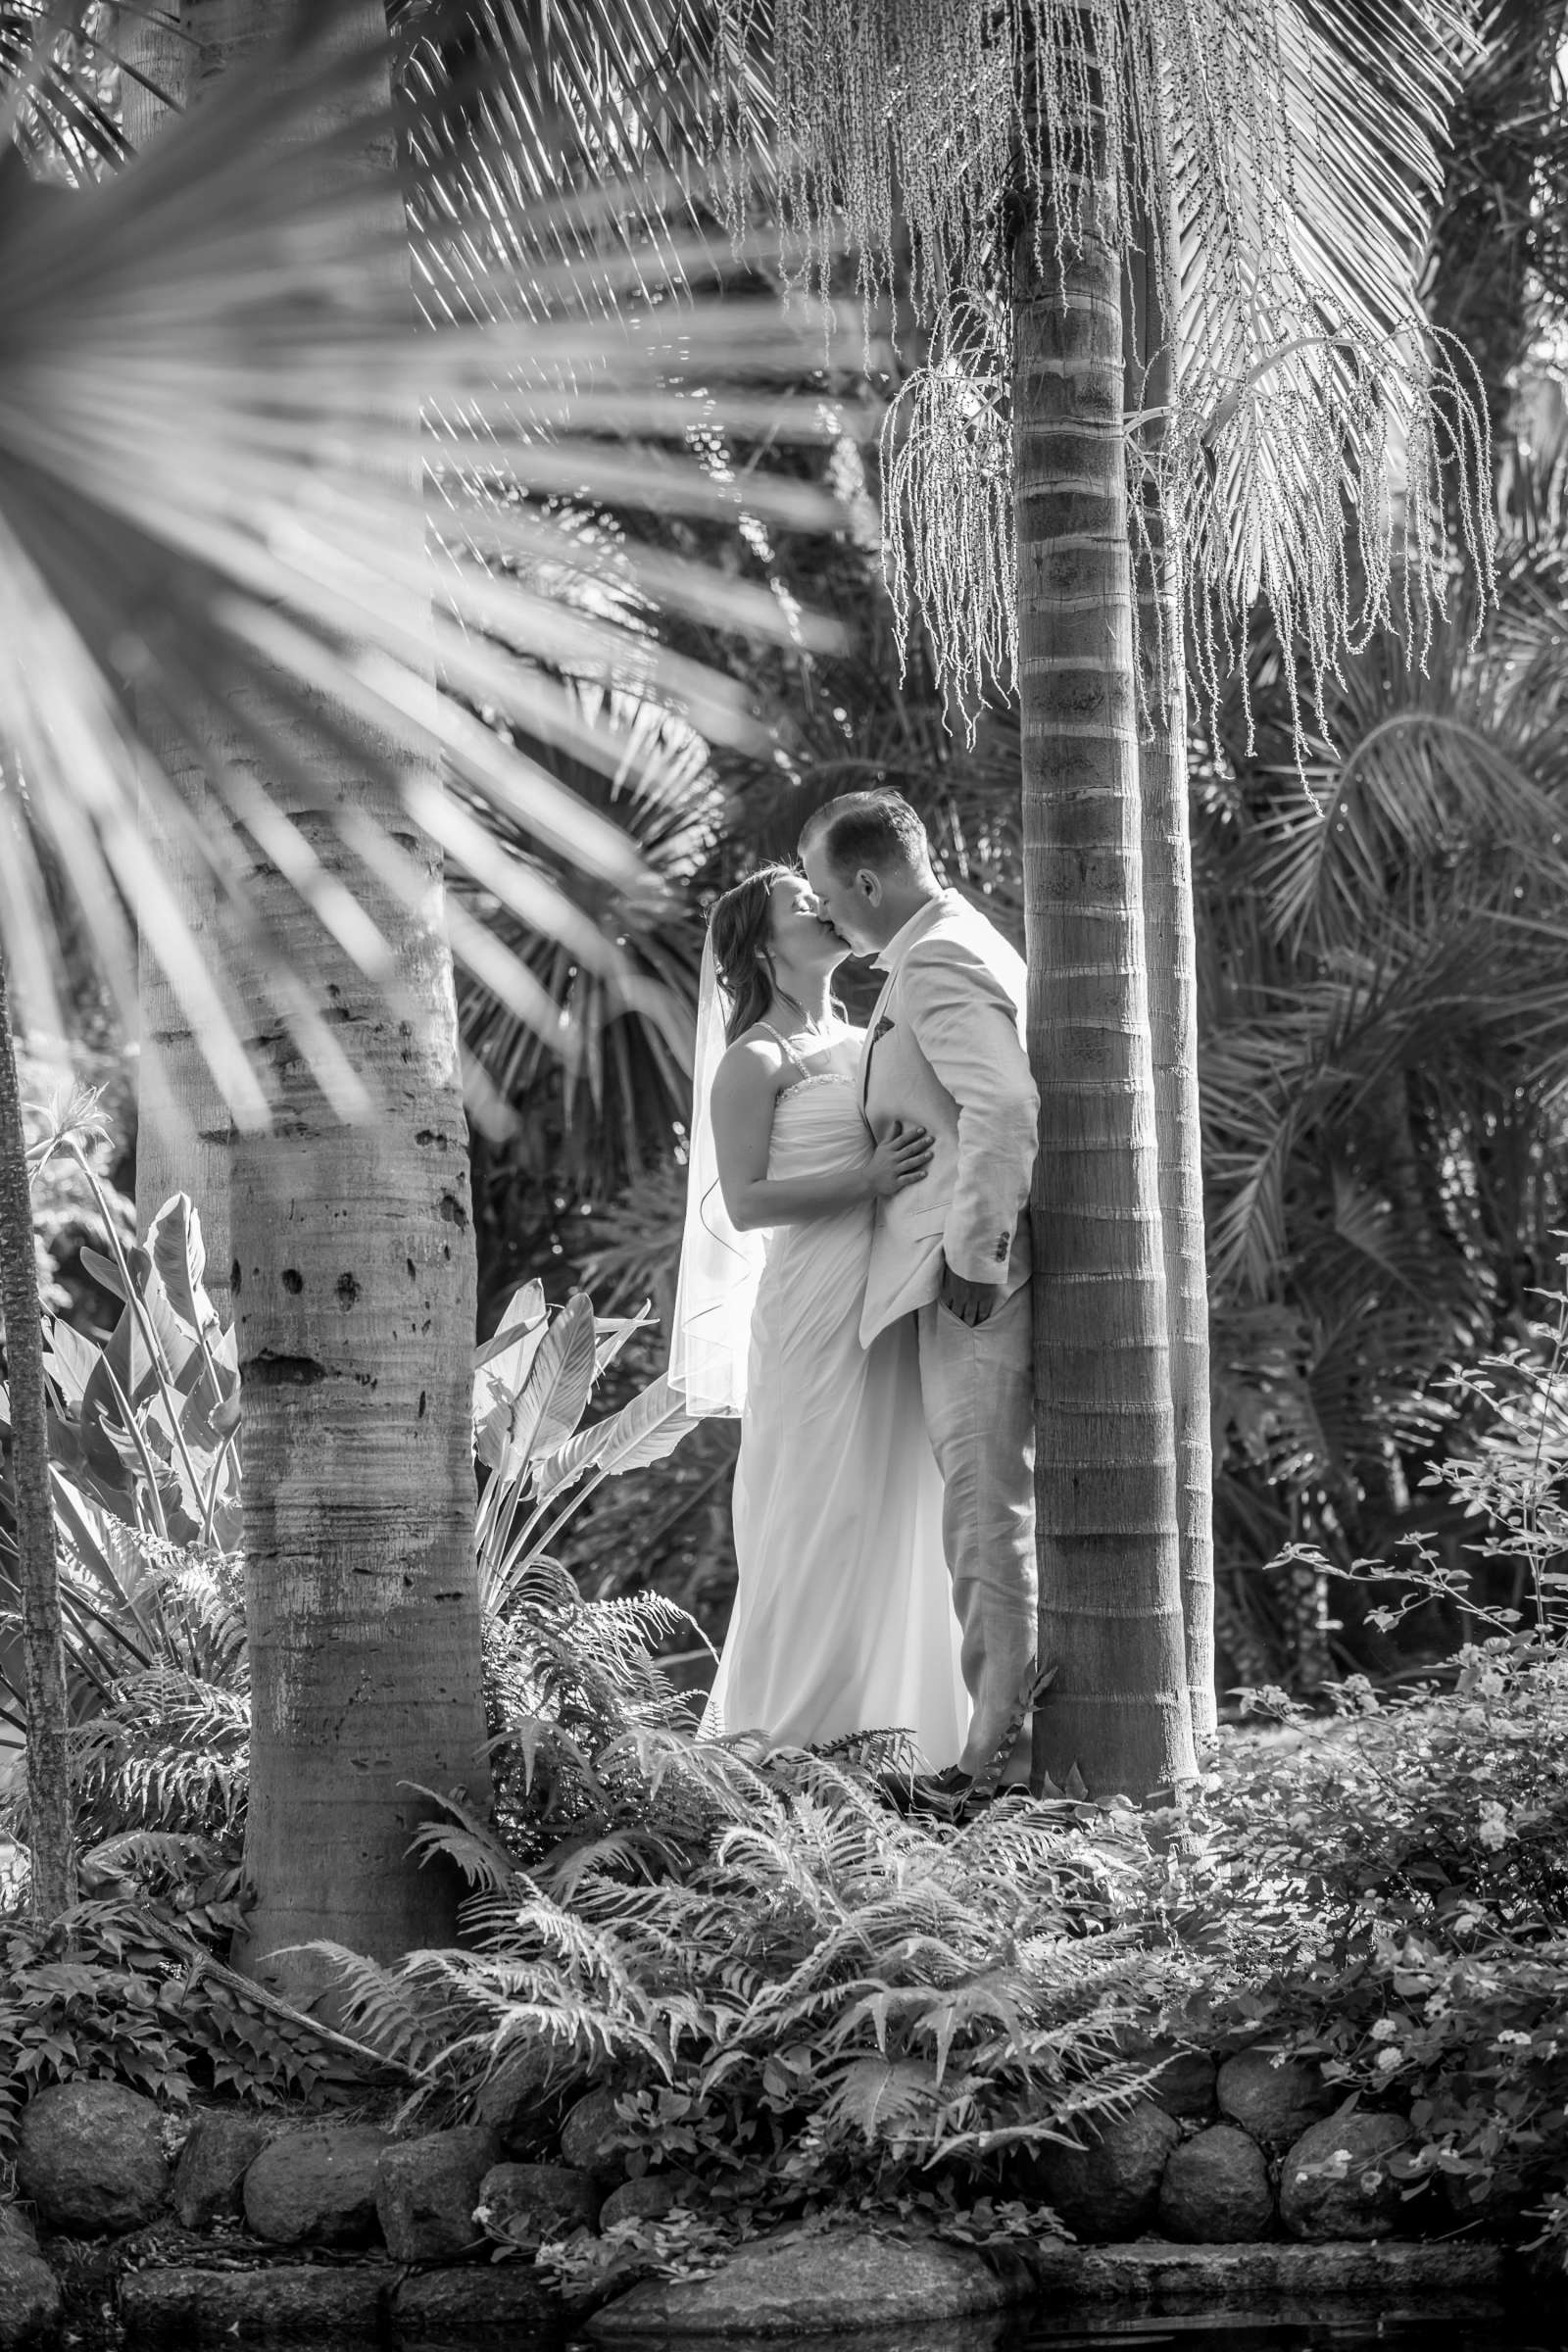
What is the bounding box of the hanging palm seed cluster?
[710,0,1494,743]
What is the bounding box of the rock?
[375,2125,499,2263]
[477,2160,603,2249]
[473,2042,571,2148]
[0,2204,61,2351]
[1144,2046,1218,2124]
[1279,2110,1412,2241]
[241,2123,390,2249]
[392,2267,564,2338]
[171,2110,276,2232]
[118,2265,385,2346]
[15,2082,169,2235]
[1018,2099,1180,2242]
[1216,2045,1334,2156]
[588,2224,1021,2337]
[1157,2124,1274,2242]
[559,2087,631,2181]
[1114,2026,1217,2124]
[598,2172,696,2230]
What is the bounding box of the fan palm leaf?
[1198,525,1568,1544]
[0,1,848,1112]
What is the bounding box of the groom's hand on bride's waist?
[938,1260,1002,1326]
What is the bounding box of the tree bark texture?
[118,4,191,149]
[1123,185,1216,1740]
[1015,160,1197,1799]
[0,950,76,1923]
[207,0,487,1991]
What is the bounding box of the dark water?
[390,2313,1568,2352]
[552,2309,1568,2352]
[1014,2318,1561,2348]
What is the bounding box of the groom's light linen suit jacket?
[858,892,1040,1347]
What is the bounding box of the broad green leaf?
[79,1244,128,1304]
[149,1193,216,1334]
[533,1372,698,1503]
[43,1318,102,1408]
[473,1280,548,1375]
[80,1305,157,1481]
[473,1281,550,1456]
[508,1293,600,1471]
[592,1300,656,1380]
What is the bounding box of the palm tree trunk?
[1017,122,1196,1798]
[0,951,75,1923]
[223,0,487,1993]
[1124,184,1216,1740]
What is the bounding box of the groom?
[800,792,1039,1799]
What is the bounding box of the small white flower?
[1495,2030,1532,2047]
[1477,1802,1509,1851]
[1376,2046,1402,2073]
[1370,2019,1399,2041]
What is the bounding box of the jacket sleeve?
[898,933,1040,1284]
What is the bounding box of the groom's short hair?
[800,791,932,879]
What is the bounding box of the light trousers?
[915,1279,1038,1784]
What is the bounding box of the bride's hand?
[867,1120,934,1198]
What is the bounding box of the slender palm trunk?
[222,0,486,1992]
[1016,126,1196,1797]
[0,952,75,1922]
[1124,188,1216,1740]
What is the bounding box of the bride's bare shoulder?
[712,1026,789,1097]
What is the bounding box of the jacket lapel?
[860,971,895,1109]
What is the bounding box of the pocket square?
[870,1014,895,1043]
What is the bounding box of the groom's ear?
[855,866,882,905]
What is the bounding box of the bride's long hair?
[708,864,798,1046]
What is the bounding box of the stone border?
[107,2229,1520,2345]
[585,2227,1517,2340]
[117,2260,564,2347]
[1016,2235,1513,2304]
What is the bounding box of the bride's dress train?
[702,1033,964,1765]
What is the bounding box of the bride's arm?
[710,1041,934,1230]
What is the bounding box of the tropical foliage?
[0,0,1566,2283]
[7,1178,1568,2278]
[328,1285,1568,2277]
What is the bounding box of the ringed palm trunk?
[1016,119,1196,1799]
[1124,180,1216,1740]
[214,0,486,1992]
[0,949,75,1922]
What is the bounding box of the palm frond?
[0,0,852,1113]
[1,2,137,183]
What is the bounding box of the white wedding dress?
[702,1026,965,1765]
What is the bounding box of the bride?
[669,863,965,1765]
